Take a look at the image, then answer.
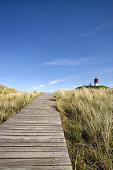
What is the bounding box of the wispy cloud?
[33,84,46,90]
[49,78,67,85]
[81,22,113,38]
[43,57,93,66]
[39,84,46,87]
[32,78,67,89]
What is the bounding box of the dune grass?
[0,84,41,124]
[55,87,113,170]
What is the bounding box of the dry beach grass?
[0,84,41,124]
[55,87,113,170]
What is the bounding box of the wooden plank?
[6,121,61,124]
[12,116,60,118]
[0,142,67,147]
[13,115,59,117]
[23,107,55,110]
[0,125,62,128]
[0,146,68,152]
[2,123,62,126]
[6,118,61,121]
[0,132,64,137]
[2,123,62,125]
[0,128,62,131]
[0,166,72,170]
[16,113,59,116]
[0,158,71,165]
[0,136,65,143]
[0,151,69,158]
[1,122,61,126]
[0,129,63,133]
[10,118,61,121]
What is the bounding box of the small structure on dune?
[94,77,99,86]
[78,77,104,88]
[79,77,108,88]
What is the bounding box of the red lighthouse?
[94,77,99,86]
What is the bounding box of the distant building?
[94,77,99,86]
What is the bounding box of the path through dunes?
[0,93,72,170]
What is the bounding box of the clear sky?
[0,0,113,92]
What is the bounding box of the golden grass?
[55,87,113,170]
[0,84,41,124]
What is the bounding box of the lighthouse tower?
[94,77,99,86]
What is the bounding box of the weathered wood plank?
[5,121,61,124]
[0,158,71,165]
[11,116,60,119]
[0,136,65,143]
[0,166,72,170]
[0,146,68,152]
[0,129,63,133]
[0,142,67,147]
[0,132,64,137]
[0,126,62,129]
[0,151,69,158]
[2,124,62,127]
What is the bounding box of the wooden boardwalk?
[0,93,72,170]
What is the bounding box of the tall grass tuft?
[0,84,41,124]
[55,87,113,170]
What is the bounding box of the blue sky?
[0,0,113,92]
